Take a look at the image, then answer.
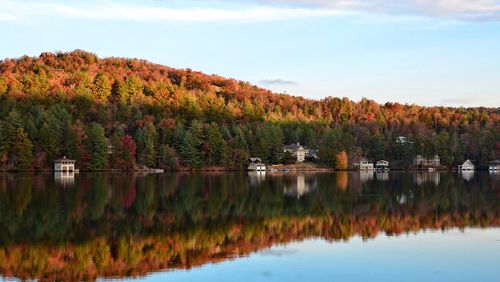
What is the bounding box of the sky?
[1,0,500,107]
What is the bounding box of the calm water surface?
[0,171,498,281]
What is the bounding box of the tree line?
[0,50,498,170]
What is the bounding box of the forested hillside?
[0,50,498,170]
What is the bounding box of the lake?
[0,171,498,281]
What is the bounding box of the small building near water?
[458,159,474,171]
[358,160,374,171]
[375,160,389,171]
[489,160,500,171]
[248,158,266,171]
[54,156,76,172]
[414,155,440,167]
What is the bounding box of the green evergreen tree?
[12,128,33,170]
[180,130,202,168]
[319,127,343,167]
[135,123,157,167]
[205,123,229,165]
[39,122,60,163]
[85,123,107,170]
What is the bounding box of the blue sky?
[1,0,500,107]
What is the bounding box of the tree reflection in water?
[0,172,498,281]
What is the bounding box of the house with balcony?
[283,143,311,163]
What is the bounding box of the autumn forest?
[0,50,498,171]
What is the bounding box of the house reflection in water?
[375,172,389,181]
[248,171,266,186]
[283,175,317,199]
[54,171,75,187]
[414,172,440,186]
[359,171,374,182]
[460,170,474,181]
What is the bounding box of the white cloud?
[213,0,500,21]
[259,79,299,86]
[1,0,498,25]
[0,0,349,24]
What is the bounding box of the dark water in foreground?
[0,171,498,281]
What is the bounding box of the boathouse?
[375,160,390,171]
[489,160,500,171]
[54,156,76,172]
[458,159,474,171]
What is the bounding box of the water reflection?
[282,174,317,199]
[414,172,441,186]
[359,171,374,182]
[336,172,348,190]
[0,172,497,281]
[460,170,475,181]
[54,171,75,187]
[248,171,266,186]
[375,172,389,181]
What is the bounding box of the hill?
[0,50,498,170]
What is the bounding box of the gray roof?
[490,160,500,165]
[54,156,76,163]
[462,159,474,166]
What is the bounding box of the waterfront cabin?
[54,156,76,172]
[458,159,474,171]
[359,160,374,171]
[414,155,440,167]
[248,158,266,171]
[375,160,389,171]
[489,160,500,171]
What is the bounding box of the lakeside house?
[283,143,317,162]
[375,160,389,171]
[395,136,412,144]
[489,160,500,171]
[458,159,474,171]
[396,136,408,144]
[358,160,374,171]
[248,158,266,171]
[54,156,76,172]
[414,155,440,167]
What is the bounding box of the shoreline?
[0,168,495,173]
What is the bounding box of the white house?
[414,155,440,167]
[54,156,76,172]
[458,159,474,171]
[489,160,500,171]
[283,143,309,162]
[375,160,389,171]
[359,160,374,171]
